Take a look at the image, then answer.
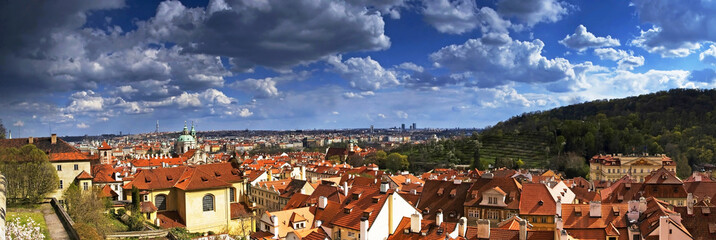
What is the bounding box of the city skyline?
[2,0,716,137]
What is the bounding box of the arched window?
[203,194,214,211]
[230,187,236,202]
[155,194,167,211]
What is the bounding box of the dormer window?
[372,196,380,203]
[344,207,353,214]
[538,200,544,205]
[437,188,444,196]
[575,207,582,216]
[449,189,457,198]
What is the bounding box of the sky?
[2,0,716,137]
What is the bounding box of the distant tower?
[401,123,406,132]
[8,130,11,139]
[156,120,159,134]
[370,125,374,134]
[412,123,416,130]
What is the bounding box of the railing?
[49,198,80,240]
[105,229,170,239]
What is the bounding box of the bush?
[6,215,44,240]
[75,223,102,240]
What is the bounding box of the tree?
[346,155,364,167]
[471,140,484,170]
[385,153,409,172]
[0,119,5,139]
[64,184,115,236]
[366,150,387,167]
[494,157,514,169]
[0,144,59,203]
[131,186,140,211]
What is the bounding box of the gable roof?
[418,179,472,222]
[519,183,556,216]
[123,162,241,191]
[329,186,393,230]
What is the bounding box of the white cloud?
[328,55,399,91]
[396,62,424,72]
[422,1,514,36]
[559,25,620,51]
[699,44,716,65]
[332,111,340,115]
[377,113,386,119]
[630,27,701,58]
[630,0,716,57]
[76,123,90,128]
[343,91,375,99]
[13,120,24,127]
[593,48,645,70]
[230,77,280,98]
[496,0,570,27]
[141,0,391,71]
[430,36,577,90]
[395,110,408,119]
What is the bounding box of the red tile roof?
[519,183,556,216]
[75,170,93,180]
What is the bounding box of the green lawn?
[7,211,51,239]
[108,214,130,232]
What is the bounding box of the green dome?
[177,134,195,142]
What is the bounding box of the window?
[347,232,354,237]
[230,188,236,202]
[608,237,617,240]
[83,182,88,190]
[74,164,79,171]
[57,165,62,171]
[156,195,167,211]
[468,209,480,218]
[203,194,214,211]
[59,180,63,189]
[144,195,148,201]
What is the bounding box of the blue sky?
[1,0,716,136]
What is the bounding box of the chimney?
[638,197,647,213]
[315,220,322,228]
[687,193,694,215]
[51,134,57,144]
[271,215,279,239]
[436,209,443,227]
[519,219,528,240]
[380,181,389,194]
[28,136,33,144]
[589,201,602,217]
[344,181,350,196]
[556,201,562,217]
[658,216,669,239]
[360,218,369,240]
[410,212,422,233]
[476,219,490,239]
[318,196,328,209]
[405,178,411,184]
[458,217,467,237]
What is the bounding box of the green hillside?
[482,88,716,178]
[479,133,550,168]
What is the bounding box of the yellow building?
[123,162,255,236]
[0,135,96,203]
[250,179,314,213]
[589,154,676,182]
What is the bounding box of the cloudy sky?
[2,0,716,136]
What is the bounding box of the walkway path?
[40,203,70,240]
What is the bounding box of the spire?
[190,121,196,136]
[183,121,188,135]
[8,130,11,139]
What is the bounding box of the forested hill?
[481,88,716,178]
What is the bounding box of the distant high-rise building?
[370,125,374,134]
[412,123,416,130]
[401,123,406,132]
